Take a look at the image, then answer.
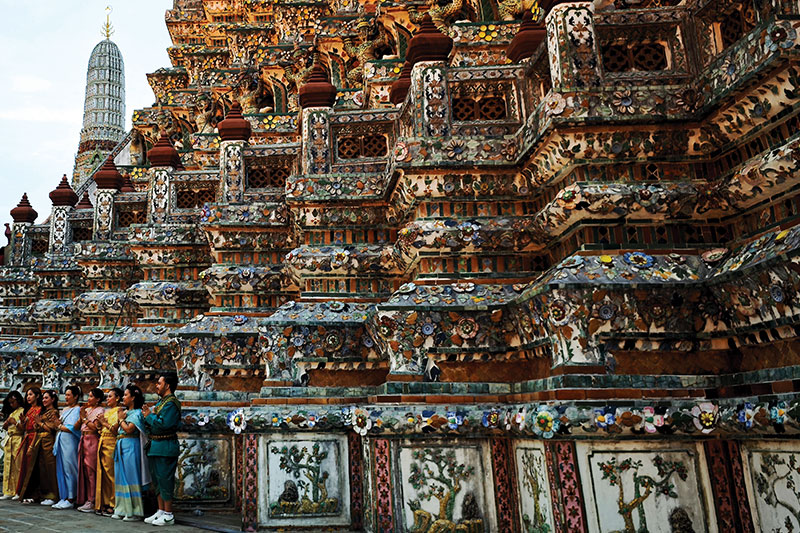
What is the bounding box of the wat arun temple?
[2,0,800,530]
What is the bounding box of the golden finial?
[102,6,114,40]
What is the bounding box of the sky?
[0,0,173,231]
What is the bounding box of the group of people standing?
[0,374,182,526]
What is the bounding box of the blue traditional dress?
[53,406,81,500]
[113,409,150,517]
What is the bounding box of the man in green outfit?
[143,373,181,527]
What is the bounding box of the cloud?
[10,74,52,93]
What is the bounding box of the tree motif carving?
[175,439,228,500]
[520,451,550,533]
[269,443,339,516]
[407,448,483,533]
[755,453,800,531]
[598,455,689,533]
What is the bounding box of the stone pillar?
[220,140,247,204]
[148,167,172,224]
[48,205,72,256]
[145,133,181,224]
[93,189,117,241]
[545,2,602,90]
[8,194,38,266]
[8,223,31,267]
[47,175,78,255]
[301,107,332,175]
[410,61,451,138]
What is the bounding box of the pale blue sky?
[0,0,172,232]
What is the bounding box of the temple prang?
[72,10,126,188]
[2,0,800,530]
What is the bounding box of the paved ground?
[0,499,239,532]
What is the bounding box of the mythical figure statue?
[155,109,194,149]
[130,128,146,166]
[236,70,274,114]
[279,42,316,94]
[342,16,394,88]
[194,92,218,134]
[408,0,468,35]
[497,0,541,21]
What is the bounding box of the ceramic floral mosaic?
[2,0,800,530]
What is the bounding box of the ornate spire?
[10,194,38,224]
[299,63,337,109]
[75,191,94,210]
[218,101,252,141]
[94,156,124,190]
[49,174,79,206]
[120,172,136,193]
[147,132,181,167]
[73,14,126,187]
[103,6,115,40]
[406,14,453,65]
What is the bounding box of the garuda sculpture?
[343,15,394,87]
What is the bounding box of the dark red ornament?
[218,101,252,141]
[49,174,79,207]
[299,63,337,109]
[10,193,37,223]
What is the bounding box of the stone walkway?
[0,500,230,532]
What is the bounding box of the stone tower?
[72,11,126,187]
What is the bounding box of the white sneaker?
[110,512,123,520]
[0,495,11,500]
[41,499,55,506]
[122,516,141,522]
[11,495,19,501]
[152,514,175,526]
[145,510,164,524]
[56,500,73,509]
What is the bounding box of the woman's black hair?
[109,388,124,402]
[65,385,82,402]
[89,388,105,403]
[43,390,59,410]
[26,387,42,408]
[125,384,145,410]
[2,391,25,417]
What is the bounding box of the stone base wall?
[169,428,800,532]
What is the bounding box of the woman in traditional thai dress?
[111,384,150,521]
[76,388,104,512]
[1,391,26,500]
[17,389,59,505]
[52,386,82,509]
[94,387,121,516]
